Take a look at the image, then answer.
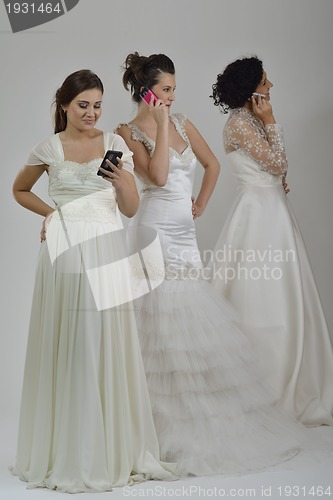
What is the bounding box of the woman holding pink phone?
[116,51,312,478]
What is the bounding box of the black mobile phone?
[97,150,123,177]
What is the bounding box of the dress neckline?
[126,115,190,157]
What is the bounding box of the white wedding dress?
[11,132,177,493]
[121,114,308,477]
[209,107,333,426]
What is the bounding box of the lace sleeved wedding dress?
[209,107,333,426]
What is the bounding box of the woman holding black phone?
[11,69,177,492]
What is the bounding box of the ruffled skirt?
[134,276,306,476]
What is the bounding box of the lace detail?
[117,117,196,194]
[49,159,102,185]
[265,124,286,156]
[118,116,195,161]
[224,108,288,176]
[141,185,153,193]
[165,262,204,280]
[53,199,117,223]
[170,113,188,142]
[122,123,155,155]
[131,260,204,281]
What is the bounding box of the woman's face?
[63,88,103,131]
[151,73,176,110]
[255,70,273,100]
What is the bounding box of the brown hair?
[54,69,104,133]
[122,52,175,103]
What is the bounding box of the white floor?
[1,424,332,500]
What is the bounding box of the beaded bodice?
[26,132,134,222]
[119,113,197,195]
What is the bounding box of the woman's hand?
[98,158,127,192]
[251,95,275,126]
[40,211,54,242]
[191,196,205,220]
[149,96,169,128]
[282,175,290,194]
[99,158,139,217]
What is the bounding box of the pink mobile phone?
[139,87,158,106]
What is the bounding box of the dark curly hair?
[122,52,175,103]
[53,69,104,133]
[211,57,263,113]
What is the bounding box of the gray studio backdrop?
[1,0,332,453]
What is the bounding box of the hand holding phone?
[97,150,123,177]
[252,92,266,104]
[139,87,158,106]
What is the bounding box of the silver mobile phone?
[252,92,266,100]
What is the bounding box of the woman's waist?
[129,217,196,240]
[52,191,117,222]
[50,184,116,202]
[235,178,284,188]
[231,167,284,187]
[139,193,193,222]
[131,203,194,231]
[140,186,192,198]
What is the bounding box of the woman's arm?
[225,113,288,176]
[115,170,139,218]
[117,103,170,187]
[99,159,139,218]
[12,165,54,216]
[185,119,220,219]
[226,97,288,176]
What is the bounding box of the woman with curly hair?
[209,56,333,426]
